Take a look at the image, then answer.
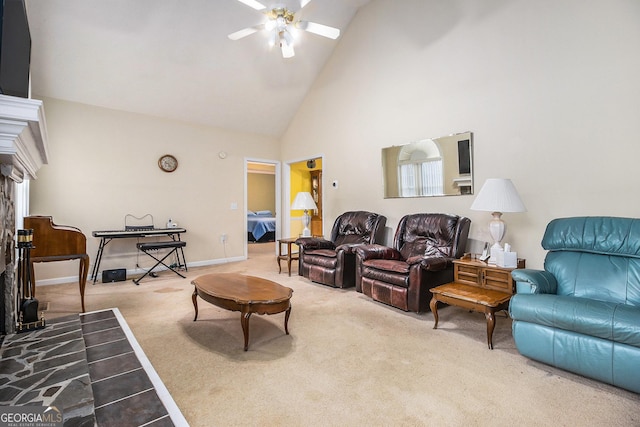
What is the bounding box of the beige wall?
[29,0,640,282]
[30,98,278,282]
[280,0,640,269]
[247,173,275,214]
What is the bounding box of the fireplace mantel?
[0,95,49,182]
[0,95,49,334]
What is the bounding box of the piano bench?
[134,241,188,284]
[137,241,186,251]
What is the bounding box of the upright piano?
[24,216,90,312]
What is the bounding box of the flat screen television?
[0,0,31,98]
[458,139,471,175]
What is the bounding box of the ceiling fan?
[228,0,341,58]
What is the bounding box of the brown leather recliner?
[296,211,387,288]
[355,213,470,313]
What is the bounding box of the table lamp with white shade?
[470,178,526,263]
[291,191,317,237]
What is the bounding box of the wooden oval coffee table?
[191,273,293,351]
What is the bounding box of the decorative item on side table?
[291,191,317,237]
[470,178,526,263]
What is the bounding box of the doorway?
[245,159,281,258]
[288,157,323,238]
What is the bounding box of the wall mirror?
[382,131,473,198]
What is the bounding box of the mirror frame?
[382,131,473,198]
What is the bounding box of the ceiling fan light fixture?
[279,16,290,28]
[268,7,294,23]
[268,30,278,48]
[229,0,341,58]
[264,19,277,32]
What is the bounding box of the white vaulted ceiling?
[25,0,370,137]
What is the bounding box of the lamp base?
[487,211,505,263]
[301,210,311,237]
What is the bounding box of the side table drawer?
[453,258,522,295]
[483,268,512,292]
[454,264,481,286]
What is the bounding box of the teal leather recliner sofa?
[509,216,640,394]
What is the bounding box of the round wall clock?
[158,154,178,173]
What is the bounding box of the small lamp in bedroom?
[291,191,317,237]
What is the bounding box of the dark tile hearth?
[0,315,95,426]
[0,308,187,426]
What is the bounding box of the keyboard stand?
[133,241,187,285]
[90,227,187,284]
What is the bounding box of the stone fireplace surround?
[0,94,49,335]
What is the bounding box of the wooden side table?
[277,237,299,276]
[429,258,525,349]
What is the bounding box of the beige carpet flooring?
[36,242,640,426]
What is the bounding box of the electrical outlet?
[220,233,227,243]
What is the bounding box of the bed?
[247,210,276,242]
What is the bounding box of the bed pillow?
[256,210,272,216]
[247,210,257,216]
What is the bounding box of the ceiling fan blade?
[228,24,265,40]
[236,0,267,10]
[293,0,311,22]
[296,21,340,39]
